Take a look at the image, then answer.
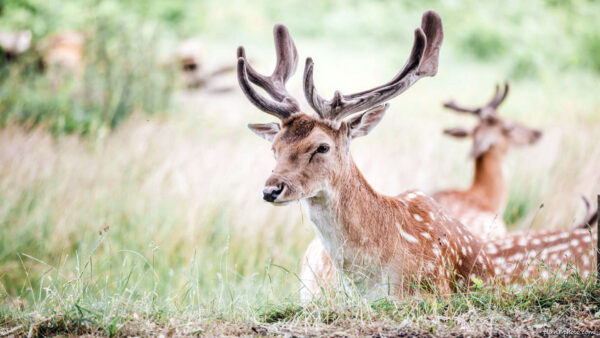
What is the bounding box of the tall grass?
[0,0,175,136]
[0,0,599,335]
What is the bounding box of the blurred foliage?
[0,0,175,136]
[0,0,599,136]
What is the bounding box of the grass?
[2,239,599,336]
[1,0,600,336]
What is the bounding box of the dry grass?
[1,22,599,336]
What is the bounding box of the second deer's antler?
[444,82,510,118]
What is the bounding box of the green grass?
[2,239,599,336]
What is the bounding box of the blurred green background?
[0,0,599,319]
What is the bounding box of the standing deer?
[237,10,494,301]
[432,84,542,240]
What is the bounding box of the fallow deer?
[38,31,84,74]
[0,30,32,61]
[432,84,542,240]
[176,39,234,90]
[484,225,597,284]
[237,10,494,301]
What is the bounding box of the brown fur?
[485,228,597,283]
[281,115,316,142]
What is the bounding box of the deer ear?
[346,104,389,140]
[248,122,281,142]
[443,127,471,138]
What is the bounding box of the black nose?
[263,185,284,202]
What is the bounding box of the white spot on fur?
[486,244,498,254]
[493,257,505,265]
[421,232,432,240]
[532,238,541,245]
[413,214,423,222]
[548,243,569,253]
[396,223,419,243]
[406,193,417,200]
[582,254,590,266]
[511,253,524,261]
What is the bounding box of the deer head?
[443,83,542,158]
[238,11,443,204]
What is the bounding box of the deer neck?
[300,156,401,276]
[469,148,507,213]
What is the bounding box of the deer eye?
[316,144,330,154]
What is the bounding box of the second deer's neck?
[301,157,404,272]
[469,148,507,213]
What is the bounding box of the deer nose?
[263,184,284,202]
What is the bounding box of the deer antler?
[303,10,444,121]
[443,82,510,118]
[486,82,510,109]
[237,24,300,120]
[442,101,481,115]
[576,195,599,229]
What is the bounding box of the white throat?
[300,189,345,268]
[300,189,382,284]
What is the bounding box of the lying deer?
[176,39,235,90]
[0,30,32,61]
[432,84,542,240]
[237,10,494,301]
[38,31,84,74]
[484,224,597,283]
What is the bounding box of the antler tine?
[487,82,510,109]
[443,100,481,115]
[304,10,444,121]
[237,24,300,120]
[577,195,599,229]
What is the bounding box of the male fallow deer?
[433,84,542,240]
[237,10,494,301]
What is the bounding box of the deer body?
[237,11,495,300]
[485,227,597,283]
[433,146,509,239]
[433,84,542,240]
[299,185,493,300]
